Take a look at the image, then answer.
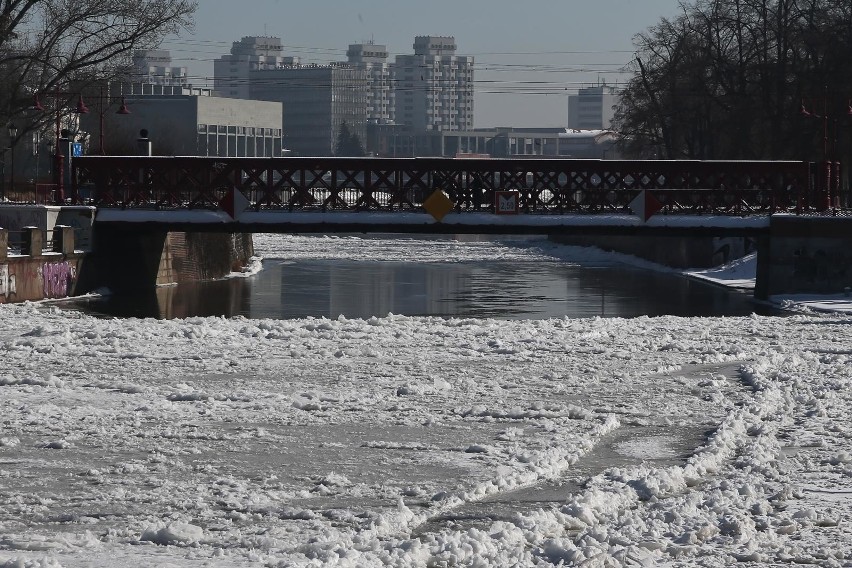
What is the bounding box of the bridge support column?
[79,225,167,293]
[754,235,771,301]
[754,216,852,300]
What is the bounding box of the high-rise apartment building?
[214,36,300,99]
[394,36,474,133]
[250,64,368,156]
[130,50,187,86]
[567,85,620,130]
[346,42,395,125]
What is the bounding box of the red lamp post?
[7,123,17,199]
[800,89,852,211]
[32,89,85,204]
[32,88,130,203]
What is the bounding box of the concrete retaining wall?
[549,234,755,269]
[0,226,86,303]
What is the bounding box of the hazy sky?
[163,0,684,128]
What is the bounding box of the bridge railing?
[72,156,820,215]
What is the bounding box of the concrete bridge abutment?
[551,216,852,303]
[754,216,852,301]
[81,226,253,293]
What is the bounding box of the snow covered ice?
[1,234,852,566]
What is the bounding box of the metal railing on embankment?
[1,226,78,260]
[3,184,59,206]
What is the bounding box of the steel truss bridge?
[72,156,836,236]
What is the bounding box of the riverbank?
[686,252,852,314]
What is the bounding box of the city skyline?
[162,0,684,128]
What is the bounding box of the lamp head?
[116,97,131,115]
[75,95,90,114]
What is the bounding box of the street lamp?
[0,148,6,202]
[7,123,17,199]
[95,88,131,155]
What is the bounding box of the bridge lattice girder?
[72,157,822,215]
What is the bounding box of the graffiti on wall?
[0,264,7,296]
[42,261,75,298]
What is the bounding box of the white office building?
[80,95,284,157]
[394,36,474,133]
[346,42,395,125]
[568,85,621,130]
[214,36,300,99]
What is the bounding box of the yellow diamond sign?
[423,189,454,222]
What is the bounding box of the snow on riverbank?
[1,235,851,566]
[686,253,758,290]
[686,251,852,314]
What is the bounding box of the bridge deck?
[94,208,772,237]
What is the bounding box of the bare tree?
[614,0,852,162]
[0,0,196,139]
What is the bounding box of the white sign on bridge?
[495,191,520,215]
[218,188,251,221]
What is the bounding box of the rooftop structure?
[214,36,301,99]
[568,85,621,130]
[128,50,188,87]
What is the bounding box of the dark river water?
[69,251,779,320]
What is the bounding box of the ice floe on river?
[1,235,851,566]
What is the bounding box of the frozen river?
[1,235,850,567]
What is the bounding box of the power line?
[162,37,635,57]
